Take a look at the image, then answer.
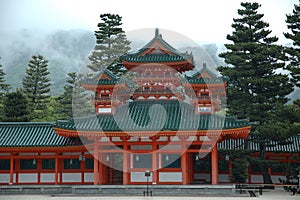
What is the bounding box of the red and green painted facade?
[0,29,298,185]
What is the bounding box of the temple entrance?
[192,153,211,184]
[105,153,123,184]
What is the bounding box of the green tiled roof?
[219,134,300,153]
[185,67,227,84]
[120,54,188,63]
[81,69,120,85]
[184,77,225,84]
[54,100,250,132]
[0,122,83,147]
[120,28,193,64]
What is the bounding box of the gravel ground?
[0,188,299,200]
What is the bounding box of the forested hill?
[0,29,233,95]
[0,29,95,95]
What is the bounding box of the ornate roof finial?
[203,62,207,68]
[155,28,159,37]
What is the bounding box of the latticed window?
[85,158,94,169]
[20,159,37,170]
[64,159,80,169]
[162,154,181,168]
[42,159,55,170]
[0,159,10,170]
[134,154,152,168]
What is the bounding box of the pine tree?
[55,72,76,119]
[218,2,294,184]
[56,72,93,119]
[0,58,10,120]
[284,1,300,86]
[3,89,29,122]
[0,58,10,96]
[22,55,51,121]
[88,13,130,75]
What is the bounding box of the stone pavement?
[0,188,299,200]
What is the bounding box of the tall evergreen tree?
[0,57,10,96]
[218,2,294,184]
[3,89,29,122]
[88,13,131,76]
[56,72,76,119]
[56,72,93,119]
[22,55,51,121]
[0,58,10,120]
[284,1,300,86]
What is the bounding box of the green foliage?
[284,1,300,87]
[55,72,76,120]
[232,158,248,183]
[218,2,295,184]
[0,58,10,96]
[88,13,131,75]
[55,72,94,120]
[0,58,10,120]
[2,89,29,122]
[22,55,51,121]
[71,74,94,118]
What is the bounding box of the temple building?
[0,29,298,185]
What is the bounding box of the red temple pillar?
[181,151,187,184]
[9,154,14,184]
[181,138,187,185]
[55,153,59,184]
[152,144,158,184]
[123,144,129,185]
[99,152,105,184]
[94,141,99,185]
[211,144,218,185]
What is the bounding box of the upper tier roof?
[81,69,120,86]
[54,100,250,135]
[184,65,228,84]
[120,28,194,71]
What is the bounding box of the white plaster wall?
[159,145,181,150]
[62,173,81,182]
[0,174,9,183]
[40,173,55,182]
[40,153,55,156]
[194,173,211,181]
[130,172,152,182]
[159,172,182,182]
[251,175,264,183]
[187,136,197,141]
[271,175,285,184]
[84,173,94,182]
[18,173,37,183]
[219,174,230,182]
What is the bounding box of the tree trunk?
[259,144,273,184]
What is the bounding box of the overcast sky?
[0,0,298,44]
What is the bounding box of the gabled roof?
[120,29,193,68]
[191,64,218,79]
[185,64,227,84]
[54,100,250,133]
[81,69,119,86]
[0,122,82,147]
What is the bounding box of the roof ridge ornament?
[155,28,159,37]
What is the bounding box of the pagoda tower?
[53,28,251,185]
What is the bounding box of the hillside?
[0,29,95,95]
